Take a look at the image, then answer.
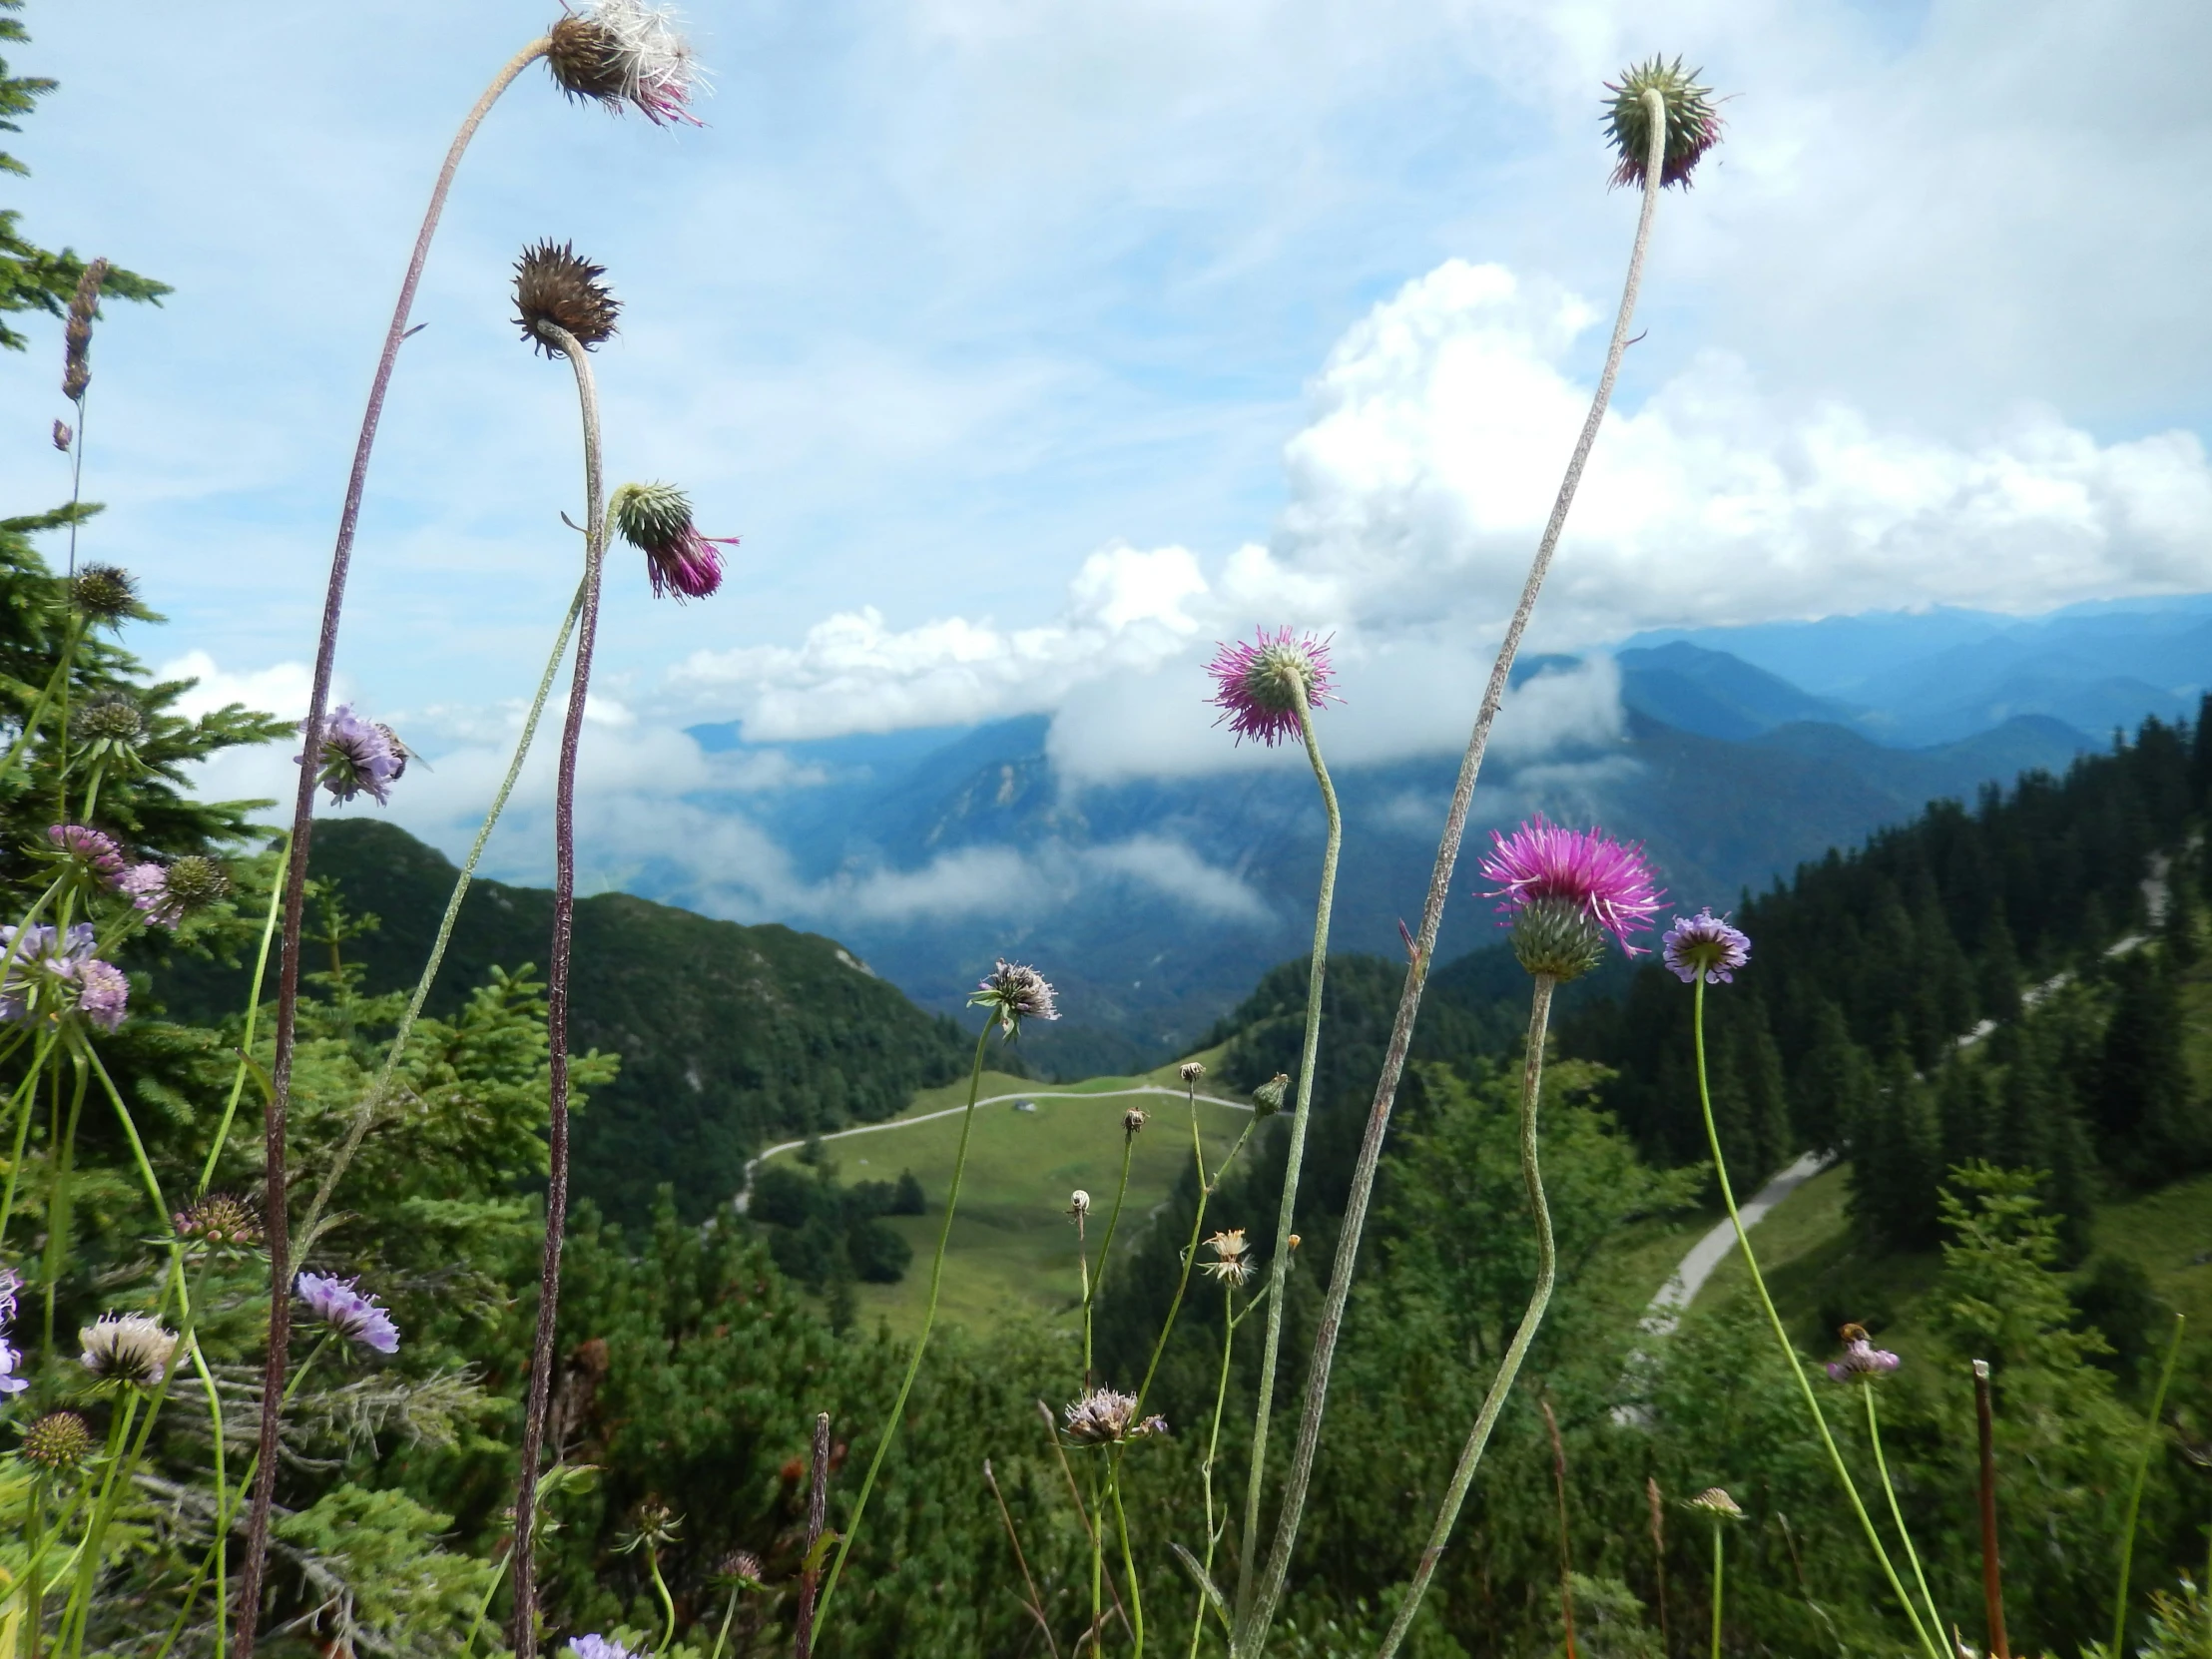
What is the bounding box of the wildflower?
[545,0,706,127]
[611,482,736,602]
[62,258,107,403]
[1205,627,1339,748]
[1603,57,1724,190]
[514,240,621,357]
[1251,1072,1290,1117]
[1826,1325,1901,1382]
[1478,817,1663,980]
[1179,1060,1206,1084]
[970,959,1058,1034]
[1663,908,1752,985]
[1123,1107,1147,1136]
[21,1410,91,1470]
[1067,1190,1091,1220]
[121,854,232,929]
[46,824,127,890]
[52,420,71,451]
[714,1549,766,1588]
[620,1497,682,1550]
[1062,1387,1167,1445]
[1684,1486,1744,1519]
[175,1192,264,1251]
[295,1271,401,1355]
[305,705,401,807]
[0,1265,19,1326]
[566,1639,640,1659]
[70,693,145,772]
[0,1338,25,1396]
[76,959,128,1033]
[0,924,125,1030]
[1200,1229,1254,1288]
[79,1313,178,1388]
[70,562,145,625]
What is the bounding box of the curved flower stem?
[1237,92,1673,1659]
[298,578,586,1254]
[815,1023,997,1630]
[649,1546,679,1654]
[2112,1312,2185,1658]
[507,321,608,1656]
[1864,1384,1944,1644]
[1086,1132,1138,1387]
[1373,973,1559,1659]
[1233,684,1341,1624]
[1137,1111,1255,1419]
[1709,1520,1724,1659]
[199,833,288,1199]
[238,41,551,1658]
[1687,975,1943,1659]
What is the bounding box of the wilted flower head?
[175,1192,263,1251]
[1179,1061,1206,1084]
[46,824,126,890]
[306,705,401,807]
[1827,1325,1901,1383]
[1684,1486,1744,1519]
[1205,627,1339,748]
[1062,1387,1167,1445]
[70,562,145,625]
[21,1410,92,1470]
[621,1497,683,1551]
[295,1271,401,1355]
[1664,909,1752,985]
[1123,1107,1147,1136]
[565,1639,640,1659]
[1067,1189,1091,1220]
[1604,56,1724,190]
[514,240,621,356]
[546,0,706,126]
[1479,817,1663,980]
[971,958,1058,1034]
[611,482,736,602]
[1201,1229,1255,1288]
[1252,1072,1290,1117]
[79,1312,178,1387]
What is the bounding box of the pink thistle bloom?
[1477,816,1663,954]
[1204,627,1339,748]
[611,482,736,602]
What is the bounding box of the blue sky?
[6,0,2212,893]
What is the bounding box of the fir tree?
[2093,952,2203,1183]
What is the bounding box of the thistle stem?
[508,320,607,1656]
[1864,1383,1944,1645]
[2111,1313,2186,1659]
[1687,976,1944,1659]
[1238,92,1673,1659]
[239,40,551,1657]
[1374,973,1559,1659]
[814,1023,997,1630]
[1234,684,1341,1625]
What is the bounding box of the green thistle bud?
[1251,1072,1290,1118]
[1604,57,1724,191]
[72,694,142,744]
[21,1410,93,1473]
[1509,896,1607,983]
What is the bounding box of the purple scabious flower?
[75,959,128,1033]
[0,924,118,1029]
[295,1271,400,1355]
[1663,909,1752,984]
[46,825,126,889]
[970,959,1059,1034]
[1826,1328,1901,1382]
[1204,627,1339,748]
[611,482,736,602]
[1478,818,1663,979]
[306,705,401,807]
[566,1639,641,1659]
[0,1337,29,1396]
[118,863,181,927]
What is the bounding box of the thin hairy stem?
[1040,1399,1135,1645]
[1086,1132,1138,1386]
[1373,974,1559,1659]
[814,1025,996,1629]
[1687,976,1943,1659]
[1190,1287,1243,1659]
[794,1410,831,1659]
[1864,1386,1944,1645]
[508,321,606,1655]
[1243,95,1672,1659]
[239,41,550,1657]
[2112,1313,2186,1658]
[299,580,584,1253]
[200,836,287,1198]
[1709,1521,1724,1659]
[1235,683,1341,1624]
[1136,1107,1254,1418]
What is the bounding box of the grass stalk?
[2111,1313,2186,1659]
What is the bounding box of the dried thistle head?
[69,562,145,625]
[514,241,621,357]
[62,258,110,402]
[1061,1387,1167,1445]
[1603,57,1723,191]
[1684,1486,1744,1519]
[546,0,705,127]
[1067,1189,1090,1221]
[1123,1107,1147,1137]
[1200,1228,1254,1287]
[1179,1060,1206,1084]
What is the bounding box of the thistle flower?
[1205,627,1339,748]
[1251,1072,1290,1117]
[46,824,127,890]
[1827,1326,1902,1382]
[1684,1486,1744,1519]
[306,705,401,807]
[175,1192,264,1251]
[70,562,144,624]
[545,0,706,127]
[21,1410,92,1470]
[1478,817,1663,979]
[611,481,736,602]
[1067,1189,1091,1220]
[1201,1228,1255,1288]
[1123,1107,1147,1136]
[1062,1387,1167,1445]
[1603,57,1724,190]
[970,958,1058,1034]
[62,258,108,403]
[1664,908,1752,985]
[70,692,145,772]
[79,1312,178,1388]
[1179,1061,1206,1084]
[295,1271,401,1355]
[565,1639,640,1659]
[514,240,621,357]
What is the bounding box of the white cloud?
[156,651,313,724]
[1082,835,1271,923]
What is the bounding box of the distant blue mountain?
[1615,641,1862,740]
